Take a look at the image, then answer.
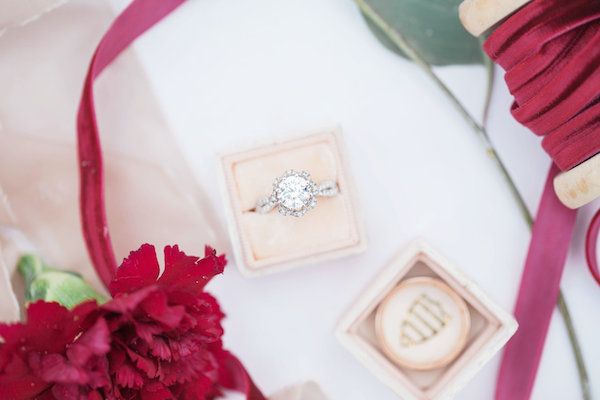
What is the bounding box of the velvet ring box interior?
[220,129,366,277]
[336,240,517,400]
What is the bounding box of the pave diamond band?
[255,170,339,217]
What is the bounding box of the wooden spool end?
[554,154,600,209]
[459,0,600,209]
[458,0,530,36]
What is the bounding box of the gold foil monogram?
[399,293,451,347]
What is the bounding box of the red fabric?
[76,1,266,399]
[484,1,599,399]
[77,0,188,288]
[217,350,266,400]
[484,0,600,171]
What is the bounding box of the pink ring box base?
[219,128,366,277]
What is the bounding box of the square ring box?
[219,128,366,277]
[336,240,517,399]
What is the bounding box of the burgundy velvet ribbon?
[484,0,600,398]
[76,1,266,398]
[484,0,600,171]
[494,166,577,400]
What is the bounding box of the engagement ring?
[255,170,339,217]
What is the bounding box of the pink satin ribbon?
[76,1,266,398]
[485,0,599,398]
[495,165,577,400]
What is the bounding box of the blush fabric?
[484,0,600,399]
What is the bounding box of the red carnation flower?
[99,244,227,399]
[0,245,263,400]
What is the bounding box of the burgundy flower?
[0,244,239,400]
[99,244,227,399]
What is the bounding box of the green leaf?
[359,0,483,65]
[18,254,106,309]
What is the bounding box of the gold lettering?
[399,294,451,347]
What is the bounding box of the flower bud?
[18,254,106,309]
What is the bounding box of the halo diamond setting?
[255,170,339,217]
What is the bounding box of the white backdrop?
[108,1,600,398]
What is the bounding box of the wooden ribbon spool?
[459,0,600,210]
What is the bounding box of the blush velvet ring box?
[219,128,367,277]
[336,240,517,400]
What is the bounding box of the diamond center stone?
[277,175,312,211]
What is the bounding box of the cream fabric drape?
[0,0,224,320]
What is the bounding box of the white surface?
[106,1,600,399]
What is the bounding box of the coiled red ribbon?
[76,0,265,398]
[484,0,600,398]
[485,0,600,171]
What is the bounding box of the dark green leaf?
[360,0,483,65]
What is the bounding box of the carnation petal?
[141,382,176,400]
[115,362,144,389]
[0,367,49,400]
[67,318,110,366]
[110,244,160,296]
[125,348,157,378]
[0,301,97,355]
[159,350,214,386]
[102,286,157,314]
[140,291,185,329]
[50,383,81,399]
[158,246,225,294]
[181,375,219,400]
[148,337,172,361]
[86,355,111,389]
[40,354,89,385]
[89,391,104,400]
[133,321,162,345]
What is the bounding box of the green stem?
[480,35,494,128]
[558,292,592,399]
[355,1,590,398]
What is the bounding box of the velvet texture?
[484,0,599,399]
[484,0,600,171]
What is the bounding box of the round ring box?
[375,277,471,370]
